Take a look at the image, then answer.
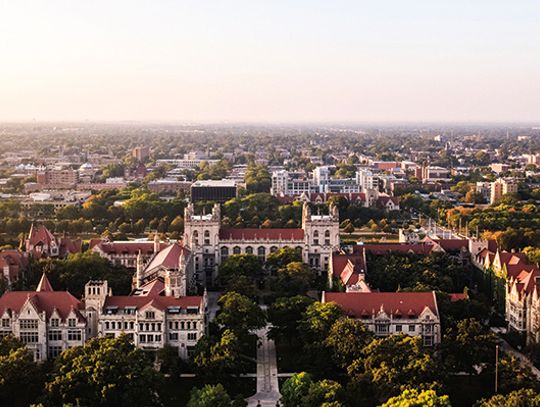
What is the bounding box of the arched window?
[313,230,319,237]
[270,246,278,253]
[324,230,330,237]
[221,246,229,258]
[257,246,266,258]
[324,229,331,245]
[233,246,241,254]
[192,231,199,246]
[245,246,253,254]
[204,230,210,245]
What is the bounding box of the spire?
[36,273,53,292]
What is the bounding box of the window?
[204,230,210,245]
[375,322,390,335]
[408,325,415,332]
[105,322,110,330]
[20,332,38,343]
[313,230,319,237]
[20,319,38,330]
[140,334,146,343]
[424,324,434,334]
[395,325,402,332]
[68,318,77,327]
[1,318,9,328]
[147,334,154,342]
[145,311,155,319]
[187,332,197,341]
[270,246,277,253]
[187,321,191,330]
[257,246,266,258]
[192,231,199,246]
[48,330,62,341]
[324,230,330,237]
[221,247,229,259]
[193,321,197,330]
[187,346,195,358]
[423,336,434,347]
[181,322,185,330]
[50,318,59,327]
[245,246,253,254]
[169,333,179,341]
[67,330,82,341]
[48,346,63,359]
[155,335,162,342]
[233,246,241,254]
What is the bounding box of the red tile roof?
[145,243,190,271]
[324,291,438,319]
[0,291,85,321]
[449,293,468,302]
[219,228,304,241]
[103,295,203,311]
[92,241,169,256]
[355,243,435,256]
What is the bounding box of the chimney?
[164,269,172,297]
[154,232,160,254]
[136,250,143,289]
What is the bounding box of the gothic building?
[183,202,340,286]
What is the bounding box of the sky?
[0,0,539,123]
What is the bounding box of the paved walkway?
[498,336,540,380]
[246,324,282,407]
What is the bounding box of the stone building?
[183,202,340,286]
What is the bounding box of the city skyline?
[1,1,539,123]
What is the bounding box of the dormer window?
[1,318,10,328]
[50,318,59,327]
[68,318,77,327]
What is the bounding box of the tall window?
[257,246,266,258]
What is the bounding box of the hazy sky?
[1,1,539,123]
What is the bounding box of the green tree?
[187,384,232,407]
[281,372,314,407]
[193,329,244,381]
[268,296,314,344]
[379,389,451,407]
[266,247,303,270]
[216,292,266,336]
[343,222,355,235]
[299,302,344,345]
[48,252,132,297]
[0,336,44,406]
[45,335,161,407]
[324,317,373,369]
[442,318,497,376]
[353,334,440,398]
[270,262,313,296]
[303,379,344,407]
[218,254,262,295]
[475,388,540,407]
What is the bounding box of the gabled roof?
[324,291,439,319]
[0,291,85,321]
[28,224,56,245]
[219,228,304,241]
[144,242,190,271]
